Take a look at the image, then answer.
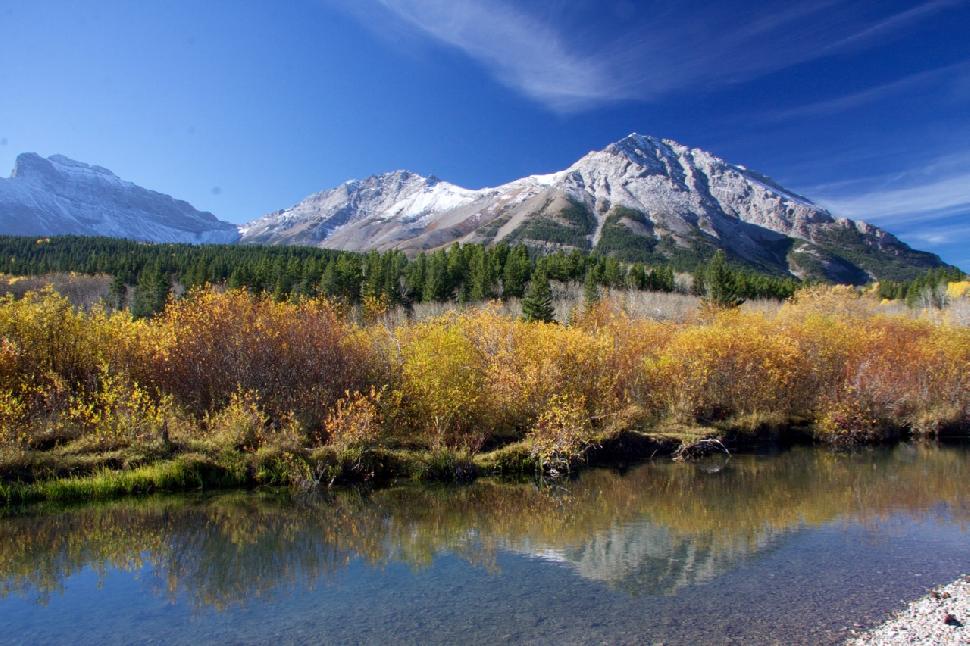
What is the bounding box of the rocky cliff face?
[0,153,239,244]
[241,133,944,282]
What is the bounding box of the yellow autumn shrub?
[577,303,674,412]
[0,283,966,457]
[906,324,970,434]
[947,280,970,300]
[0,290,147,447]
[464,308,613,432]
[203,389,271,452]
[63,368,179,450]
[147,289,383,430]
[647,310,805,422]
[528,392,596,473]
[396,312,490,449]
[325,386,385,451]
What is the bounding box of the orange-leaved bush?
[144,289,385,430]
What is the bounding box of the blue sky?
[1,0,968,269]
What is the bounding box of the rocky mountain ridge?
[0,153,239,244]
[0,136,946,282]
[240,134,943,282]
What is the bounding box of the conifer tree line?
[0,235,802,316]
[876,266,966,307]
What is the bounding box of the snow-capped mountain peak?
[0,153,239,243]
[0,139,944,282]
[239,134,944,282]
[239,169,488,246]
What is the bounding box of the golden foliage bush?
[947,280,970,300]
[0,290,146,448]
[465,308,612,428]
[145,289,384,429]
[528,393,596,473]
[396,306,629,449]
[204,389,274,452]
[815,386,886,445]
[62,370,179,451]
[0,285,966,456]
[396,313,489,449]
[324,387,385,451]
[646,310,805,422]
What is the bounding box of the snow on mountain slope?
[240,133,943,281]
[0,153,239,243]
[2,139,938,282]
[239,170,489,247]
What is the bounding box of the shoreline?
[0,429,683,509]
[848,575,970,645]
[2,425,966,510]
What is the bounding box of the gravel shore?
[847,575,970,645]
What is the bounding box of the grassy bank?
[0,284,968,505]
[0,419,952,508]
[0,429,690,507]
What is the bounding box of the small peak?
[611,132,659,148]
[600,133,673,166]
[610,132,692,152]
[606,132,668,153]
[48,154,118,177]
[11,153,119,181]
[369,170,429,184]
[11,152,55,179]
[622,132,658,142]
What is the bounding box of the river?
[1,444,968,644]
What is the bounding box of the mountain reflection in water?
[2,444,967,611]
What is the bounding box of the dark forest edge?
[0,235,809,317]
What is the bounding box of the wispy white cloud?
[767,60,970,120]
[333,0,962,112]
[817,172,970,223]
[369,0,615,111]
[807,149,970,270]
[819,0,965,54]
[905,221,970,245]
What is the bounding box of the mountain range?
[0,135,948,282]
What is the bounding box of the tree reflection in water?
[1,445,968,608]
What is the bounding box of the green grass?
[0,455,240,506]
[0,413,903,508]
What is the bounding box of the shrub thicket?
[0,285,967,480]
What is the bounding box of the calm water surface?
[1,445,969,645]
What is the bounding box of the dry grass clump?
[0,273,112,310]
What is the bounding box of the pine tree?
[522,269,556,323]
[131,264,170,319]
[703,250,742,307]
[502,245,531,298]
[603,257,623,288]
[423,250,449,302]
[108,275,127,311]
[656,266,675,292]
[583,270,600,308]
